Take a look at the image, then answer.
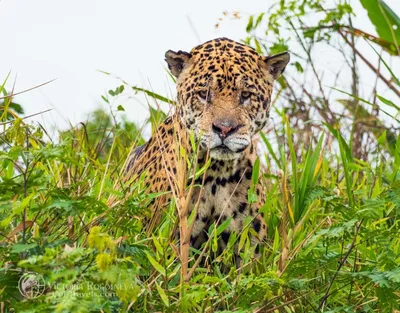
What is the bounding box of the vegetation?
[1,0,399,312]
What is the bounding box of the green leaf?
[255,13,265,28]
[360,0,400,55]
[148,106,167,133]
[238,216,252,251]
[377,95,400,111]
[144,251,166,276]
[365,39,400,85]
[333,87,400,123]
[246,16,254,33]
[7,146,22,160]
[152,235,163,255]
[260,132,281,168]
[252,157,260,187]
[248,157,260,204]
[101,95,109,103]
[385,268,400,283]
[272,227,280,253]
[155,281,170,307]
[13,194,34,215]
[254,38,262,54]
[270,40,289,55]
[132,86,176,105]
[117,85,125,94]
[369,272,391,288]
[117,105,125,111]
[377,130,387,145]
[216,217,232,236]
[293,61,304,73]
[193,158,211,181]
[11,243,38,253]
[303,27,318,39]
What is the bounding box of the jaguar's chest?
[189,156,256,240]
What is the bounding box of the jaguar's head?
[166,37,289,160]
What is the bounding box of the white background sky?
[1,0,399,135]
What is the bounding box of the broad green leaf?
[360,0,400,55]
[144,251,166,276]
[148,106,167,133]
[246,16,254,33]
[216,217,232,236]
[155,282,170,307]
[11,243,38,253]
[238,216,252,251]
[13,194,34,215]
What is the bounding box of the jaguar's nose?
[212,119,239,139]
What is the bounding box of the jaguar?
[126,37,289,254]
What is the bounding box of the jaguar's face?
[165,37,290,160]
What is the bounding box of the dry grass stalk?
[278,168,290,273]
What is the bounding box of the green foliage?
[0,96,398,311]
[360,0,400,55]
[243,0,400,165]
[0,74,24,122]
[0,1,399,311]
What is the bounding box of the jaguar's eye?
[198,90,209,101]
[240,91,252,103]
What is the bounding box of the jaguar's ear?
[165,50,192,78]
[261,52,290,80]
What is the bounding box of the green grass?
[0,80,399,312]
[1,2,400,306]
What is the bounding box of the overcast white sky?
[1,0,399,135]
